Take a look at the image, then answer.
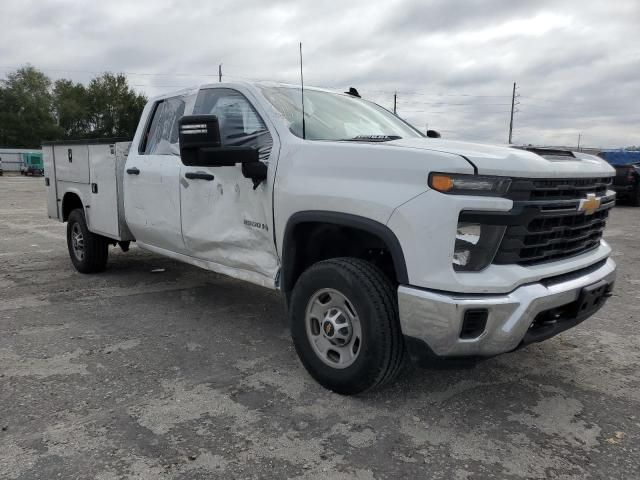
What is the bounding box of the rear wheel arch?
[62,192,83,221]
[280,211,409,295]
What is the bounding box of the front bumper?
[398,258,616,358]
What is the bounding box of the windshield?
[259,86,423,141]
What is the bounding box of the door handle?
[126,167,140,175]
[185,172,215,181]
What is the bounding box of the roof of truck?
[148,81,352,103]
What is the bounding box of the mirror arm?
[241,161,268,189]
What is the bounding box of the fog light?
[453,222,505,272]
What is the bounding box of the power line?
[0,64,522,99]
[0,64,220,78]
[398,101,513,106]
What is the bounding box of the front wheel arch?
[280,211,409,295]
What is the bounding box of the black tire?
[66,208,109,273]
[290,257,405,395]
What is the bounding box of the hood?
[387,138,615,179]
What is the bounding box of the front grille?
[459,177,615,267]
[507,177,612,202]
[493,177,614,266]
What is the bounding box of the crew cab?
[43,82,617,394]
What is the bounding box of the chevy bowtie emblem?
[578,193,601,215]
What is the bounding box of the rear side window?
[141,94,195,155]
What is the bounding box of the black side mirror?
[179,115,221,149]
[426,129,441,138]
[179,114,258,167]
[179,114,268,188]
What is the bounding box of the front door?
[124,94,193,253]
[179,87,279,286]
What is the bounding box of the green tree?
[0,66,59,147]
[52,79,90,138]
[86,73,147,138]
[0,66,147,146]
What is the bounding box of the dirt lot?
[0,175,638,479]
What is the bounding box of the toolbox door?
[42,145,59,219]
[54,144,90,183]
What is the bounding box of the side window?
[141,94,194,155]
[193,89,273,164]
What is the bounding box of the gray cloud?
[1,0,637,147]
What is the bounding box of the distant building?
[0,148,43,172]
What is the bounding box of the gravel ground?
[1,175,639,479]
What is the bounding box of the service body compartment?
[88,144,119,238]
[55,144,90,183]
[42,139,134,242]
[42,145,59,219]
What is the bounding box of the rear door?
[123,94,195,253]
[179,87,279,284]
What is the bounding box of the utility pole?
[218,64,222,82]
[393,92,397,115]
[577,133,582,151]
[508,82,516,144]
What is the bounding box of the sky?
[1,0,638,148]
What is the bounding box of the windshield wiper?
[341,135,402,142]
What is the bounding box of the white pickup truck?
[43,82,617,394]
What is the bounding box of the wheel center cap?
[323,321,335,337]
[321,308,352,345]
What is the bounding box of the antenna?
[299,42,306,140]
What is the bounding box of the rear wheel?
[66,208,109,273]
[290,258,405,395]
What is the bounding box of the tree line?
[0,66,147,148]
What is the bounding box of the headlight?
[429,173,511,196]
[453,221,506,272]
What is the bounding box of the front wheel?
[290,258,405,395]
[66,208,109,273]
